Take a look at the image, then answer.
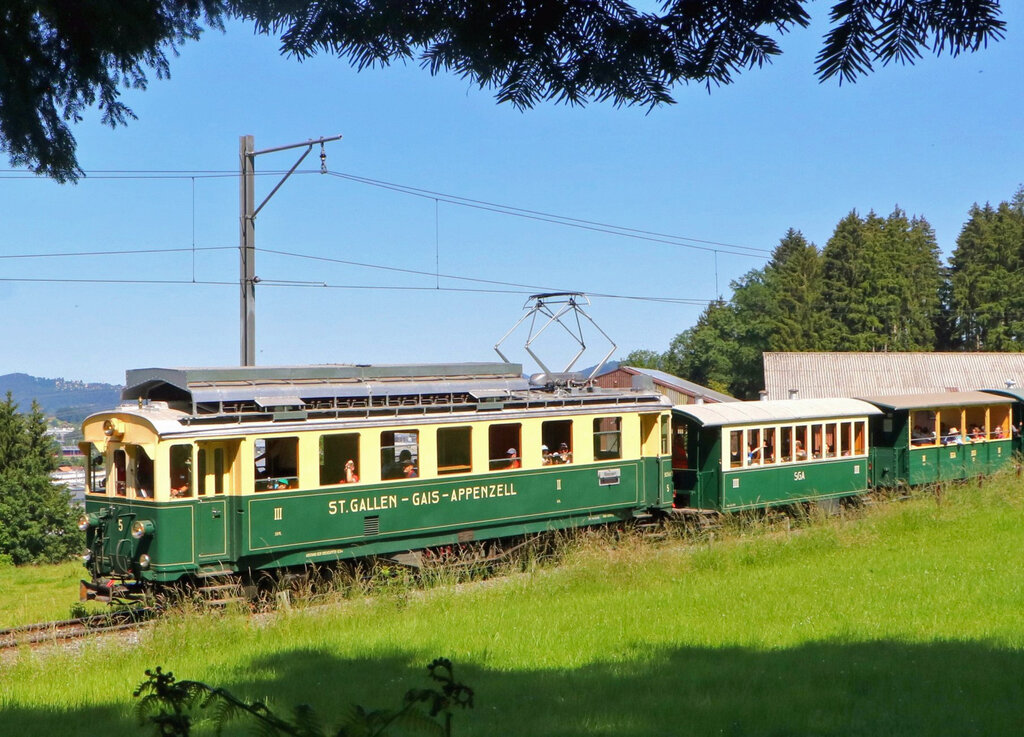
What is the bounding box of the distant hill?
[0,373,122,424]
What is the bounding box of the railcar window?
[855,421,866,454]
[197,449,207,495]
[672,425,689,469]
[254,437,299,491]
[214,448,225,494]
[488,423,522,470]
[542,420,573,464]
[746,428,762,466]
[964,406,987,441]
[593,417,622,460]
[911,410,937,446]
[810,424,824,459]
[729,430,742,468]
[824,423,837,459]
[794,426,808,461]
[779,427,793,463]
[990,405,1010,440]
[113,449,127,497]
[134,447,154,498]
[839,423,852,456]
[438,426,472,475]
[661,416,670,456]
[169,444,192,498]
[762,428,776,464]
[320,433,360,485]
[381,430,419,479]
[86,444,106,495]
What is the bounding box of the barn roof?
[598,364,737,403]
[763,352,1024,400]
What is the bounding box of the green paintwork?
[84,456,670,582]
[676,456,869,512]
[867,408,1015,487]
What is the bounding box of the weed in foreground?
[134,658,473,737]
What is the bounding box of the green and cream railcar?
[79,363,672,598]
[860,391,1015,487]
[671,399,881,511]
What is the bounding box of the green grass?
[2,476,1024,736]
[0,560,105,627]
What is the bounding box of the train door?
[639,413,670,508]
[195,440,239,560]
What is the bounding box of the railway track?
[0,608,156,650]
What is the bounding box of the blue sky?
[1,6,1022,385]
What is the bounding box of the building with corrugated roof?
[594,363,736,404]
[763,352,1024,400]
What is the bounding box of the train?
[76,359,1024,602]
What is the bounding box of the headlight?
[138,553,151,569]
[131,519,155,539]
[82,549,92,563]
[78,513,99,531]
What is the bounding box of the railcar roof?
[123,362,528,405]
[673,398,882,428]
[99,361,668,430]
[856,391,1013,411]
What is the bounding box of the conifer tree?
[0,393,82,564]
[948,188,1024,350]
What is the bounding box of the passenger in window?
[506,449,521,469]
[171,468,191,498]
[993,425,1006,439]
[794,440,807,461]
[402,459,417,478]
[944,427,964,445]
[554,442,572,463]
[541,444,554,465]
[969,425,984,442]
[341,459,359,483]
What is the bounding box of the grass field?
[2,476,1023,736]
[0,561,105,627]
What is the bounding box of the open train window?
[779,427,793,463]
[593,417,622,460]
[746,428,762,466]
[381,430,418,479]
[542,420,573,464]
[320,433,360,485]
[911,410,937,446]
[254,437,299,491]
[133,447,154,499]
[794,426,808,461]
[824,423,838,458]
[854,421,866,455]
[113,449,127,497]
[989,405,1011,439]
[438,426,472,475]
[85,443,106,495]
[489,423,521,470]
[169,444,192,498]
[672,425,688,469]
[729,430,742,468]
[762,427,776,464]
[811,424,823,459]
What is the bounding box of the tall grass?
[0,560,105,626]
[3,475,1023,736]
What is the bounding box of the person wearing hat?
[541,444,554,465]
[556,442,572,464]
[506,448,521,469]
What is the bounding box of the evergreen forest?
[626,187,1024,399]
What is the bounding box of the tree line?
[625,187,1024,399]
[0,393,81,564]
